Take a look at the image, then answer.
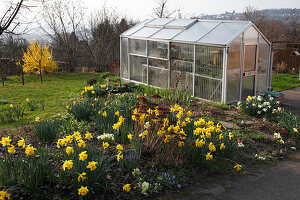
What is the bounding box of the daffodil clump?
[56,131,109,198]
[239,95,280,118]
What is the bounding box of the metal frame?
[239,33,245,101]
[221,47,228,103]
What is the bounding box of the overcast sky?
[85,0,300,20]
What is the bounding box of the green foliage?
[272,73,300,91]
[277,111,300,138]
[26,99,44,111]
[0,106,25,123]
[136,84,194,106]
[34,120,59,142]
[239,95,279,119]
[68,99,104,122]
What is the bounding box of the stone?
[219,121,240,129]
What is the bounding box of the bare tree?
[153,0,180,18]
[0,0,45,36]
[41,0,84,71]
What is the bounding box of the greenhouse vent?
[120,18,273,104]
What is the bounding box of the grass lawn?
[0,73,101,129]
[272,73,300,91]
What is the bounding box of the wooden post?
[0,65,4,87]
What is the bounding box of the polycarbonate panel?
[164,19,197,29]
[195,75,222,102]
[146,18,174,27]
[227,36,242,103]
[120,38,129,79]
[170,70,193,94]
[170,43,194,94]
[148,41,168,59]
[130,55,147,83]
[173,21,219,42]
[242,76,255,100]
[198,22,249,45]
[148,59,169,88]
[150,29,183,40]
[122,19,151,36]
[195,45,223,79]
[244,26,258,44]
[131,27,161,38]
[129,39,146,55]
[256,35,270,95]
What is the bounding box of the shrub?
[67,99,104,121]
[239,95,280,119]
[34,120,59,143]
[87,78,97,86]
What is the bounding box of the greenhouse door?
[241,45,257,100]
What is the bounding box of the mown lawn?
[0,73,100,129]
[272,73,300,91]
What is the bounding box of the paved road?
[282,87,300,116]
[158,153,300,200]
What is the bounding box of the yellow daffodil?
[0,191,10,200]
[78,186,89,196]
[195,139,205,148]
[127,133,133,140]
[115,110,120,116]
[117,152,123,162]
[102,111,107,117]
[187,111,192,116]
[62,160,73,171]
[116,144,123,153]
[7,145,16,154]
[103,142,110,149]
[65,135,73,143]
[91,91,95,94]
[0,136,11,147]
[25,145,36,156]
[65,146,74,155]
[178,141,184,147]
[234,164,242,171]
[9,104,13,108]
[123,184,131,192]
[17,137,26,148]
[26,98,30,102]
[206,152,213,160]
[248,96,252,100]
[78,172,87,182]
[220,143,226,150]
[228,132,234,140]
[35,117,40,122]
[219,134,224,140]
[85,132,93,140]
[66,105,69,110]
[87,161,97,171]
[77,140,86,148]
[79,151,88,161]
[209,142,216,152]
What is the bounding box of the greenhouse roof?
[121,18,254,46]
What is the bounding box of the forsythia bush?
[21,40,58,74]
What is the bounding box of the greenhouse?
[120,18,273,104]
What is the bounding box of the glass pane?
[170,43,194,94]
[256,35,270,94]
[148,41,168,59]
[151,29,183,40]
[244,26,258,44]
[131,27,161,38]
[198,22,249,45]
[173,21,219,42]
[244,45,257,72]
[146,18,174,27]
[227,36,241,103]
[165,19,197,29]
[130,55,147,83]
[122,19,151,36]
[195,45,223,79]
[148,59,169,88]
[195,75,222,102]
[120,38,128,79]
[242,76,255,100]
[129,39,146,55]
